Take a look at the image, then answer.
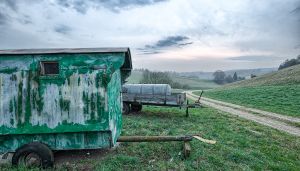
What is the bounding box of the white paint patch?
[30,71,106,128]
[30,84,62,128]
[0,70,106,129]
[0,60,32,71]
[0,72,26,128]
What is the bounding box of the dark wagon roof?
[0,47,132,70]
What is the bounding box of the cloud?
[0,0,15,25]
[138,36,193,54]
[1,0,18,11]
[154,36,190,47]
[54,25,72,35]
[0,1,34,26]
[291,6,300,13]
[0,12,8,25]
[0,0,299,71]
[56,0,168,13]
[17,15,32,25]
[228,56,282,62]
[57,0,89,14]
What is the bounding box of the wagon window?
[40,61,59,75]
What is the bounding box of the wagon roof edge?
[0,47,130,55]
[0,47,132,70]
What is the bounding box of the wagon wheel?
[131,104,142,112]
[12,142,54,168]
[122,103,130,115]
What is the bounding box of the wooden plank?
[183,141,191,158]
[193,136,216,144]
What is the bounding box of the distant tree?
[225,75,234,83]
[140,70,190,89]
[213,70,226,84]
[233,72,238,81]
[251,74,257,78]
[140,69,151,83]
[140,70,173,84]
[171,82,181,89]
[278,55,300,70]
[182,84,190,89]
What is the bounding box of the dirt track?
[186,92,300,137]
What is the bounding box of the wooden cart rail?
[117,135,216,158]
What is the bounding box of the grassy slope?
[222,64,300,87]
[200,64,300,117]
[127,70,219,90]
[3,106,299,170]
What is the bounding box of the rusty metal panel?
[0,51,131,153]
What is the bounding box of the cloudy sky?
[0,0,299,72]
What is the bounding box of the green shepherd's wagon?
[0,48,132,167]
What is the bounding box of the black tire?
[12,142,54,168]
[131,104,142,112]
[122,103,130,115]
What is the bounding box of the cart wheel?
[131,104,142,112]
[12,142,54,168]
[123,103,130,114]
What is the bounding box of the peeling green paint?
[0,67,18,74]
[0,51,131,153]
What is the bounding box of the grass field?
[198,65,300,117]
[2,106,299,170]
[197,85,300,117]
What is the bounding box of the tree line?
[213,71,245,84]
[140,69,190,89]
[278,55,300,70]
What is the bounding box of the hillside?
[126,70,220,90]
[222,64,300,88]
[200,64,300,117]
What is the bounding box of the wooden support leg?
[183,141,191,159]
[186,100,189,117]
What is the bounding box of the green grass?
[2,106,299,170]
[195,65,300,117]
[199,85,300,117]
